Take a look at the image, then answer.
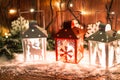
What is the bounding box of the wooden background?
[0,0,120,35]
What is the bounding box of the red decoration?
[55,21,85,63]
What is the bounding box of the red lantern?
[55,21,85,63]
[22,21,47,62]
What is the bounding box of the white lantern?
[22,21,47,62]
[87,23,120,70]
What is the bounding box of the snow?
[0,50,120,80]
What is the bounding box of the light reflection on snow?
[1,40,120,79]
[0,49,120,80]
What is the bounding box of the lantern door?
[22,38,46,62]
[56,38,76,63]
[88,40,119,69]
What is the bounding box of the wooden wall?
[19,0,120,34]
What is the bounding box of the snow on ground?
[0,50,120,80]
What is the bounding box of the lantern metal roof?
[55,28,77,39]
[86,30,118,43]
[22,21,47,38]
[55,21,85,39]
[116,31,120,39]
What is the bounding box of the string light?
[81,10,87,15]
[55,1,65,10]
[9,9,17,14]
[110,11,115,14]
[30,8,35,12]
[69,3,73,7]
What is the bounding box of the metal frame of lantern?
[55,21,85,64]
[22,21,47,62]
[87,24,120,70]
[116,32,120,63]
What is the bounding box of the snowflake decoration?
[60,46,73,62]
[58,40,75,62]
[11,16,29,35]
[85,21,101,37]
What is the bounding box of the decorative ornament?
[11,16,29,35]
[85,21,100,37]
[55,21,85,63]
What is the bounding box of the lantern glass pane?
[77,38,84,62]
[57,39,75,63]
[89,40,120,68]
[23,38,44,61]
[109,41,120,65]
[89,41,105,67]
[116,40,120,63]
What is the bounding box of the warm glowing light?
[9,9,17,14]
[5,36,8,38]
[55,1,65,10]
[61,3,65,9]
[81,26,84,29]
[5,32,8,36]
[31,29,34,32]
[0,27,9,36]
[55,2,60,9]
[4,32,11,38]
[81,11,87,15]
[30,8,35,12]
[69,3,73,7]
[117,30,120,34]
[110,11,115,14]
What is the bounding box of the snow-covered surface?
[0,50,120,80]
